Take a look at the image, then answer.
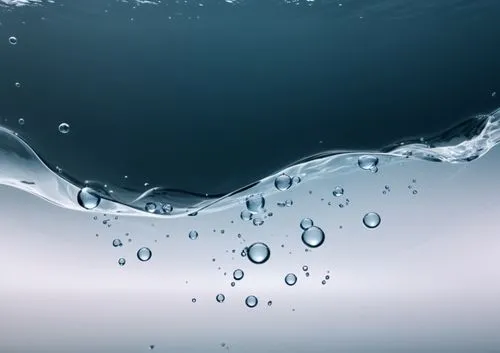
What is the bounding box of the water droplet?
[246,194,265,213]
[301,226,325,248]
[233,269,244,280]
[118,258,126,266]
[363,212,381,229]
[302,265,308,271]
[245,295,258,308]
[145,202,156,213]
[188,230,199,240]
[14,82,21,88]
[162,203,173,214]
[8,36,17,45]
[292,176,301,184]
[300,218,314,230]
[332,186,344,197]
[77,187,101,210]
[285,273,297,286]
[357,155,379,171]
[216,293,225,303]
[137,247,152,262]
[18,118,24,125]
[274,173,292,191]
[252,217,264,226]
[58,122,70,134]
[112,239,122,247]
[247,242,271,264]
[240,210,252,221]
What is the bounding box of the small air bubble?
[300,218,314,230]
[233,269,244,280]
[18,118,24,125]
[363,212,381,229]
[357,155,379,170]
[188,230,199,240]
[137,247,152,262]
[301,226,325,248]
[252,217,264,226]
[118,258,126,266]
[8,36,17,45]
[245,295,258,308]
[302,265,308,271]
[58,122,70,134]
[216,293,225,303]
[285,273,297,286]
[247,242,270,264]
[332,186,344,197]
[274,173,292,191]
[77,187,101,210]
[246,194,265,213]
[112,239,122,247]
[145,202,156,213]
[15,82,21,88]
[162,203,173,214]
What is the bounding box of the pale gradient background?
[1,147,499,352]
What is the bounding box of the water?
[1,1,500,352]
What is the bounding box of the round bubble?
[357,155,379,170]
[301,226,325,248]
[233,269,244,280]
[247,242,270,264]
[8,36,17,45]
[216,293,225,303]
[58,122,70,134]
[18,118,24,125]
[274,173,292,191]
[252,217,264,226]
[118,258,126,266]
[137,247,152,262]
[145,202,156,213]
[332,186,344,197]
[300,218,314,230]
[112,239,122,247]
[245,295,258,308]
[15,82,21,88]
[246,194,265,213]
[162,203,173,214]
[77,187,101,210]
[285,273,297,286]
[363,212,381,228]
[240,210,252,221]
[188,230,198,240]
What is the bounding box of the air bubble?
[301,226,325,248]
[15,82,21,88]
[162,203,173,214]
[188,230,199,240]
[8,36,17,45]
[233,269,244,280]
[145,202,156,213]
[302,265,308,271]
[77,187,101,210]
[332,186,344,197]
[118,258,126,266]
[137,247,152,262]
[357,155,378,171]
[246,194,265,213]
[240,210,252,221]
[245,295,258,308]
[285,273,297,286]
[363,212,381,229]
[292,176,301,184]
[18,118,24,125]
[216,293,225,303]
[112,239,122,247]
[247,242,270,264]
[252,217,264,226]
[274,173,292,191]
[58,123,70,134]
[300,218,313,230]
[285,199,293,207]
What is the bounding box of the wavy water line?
[0,107,498,218]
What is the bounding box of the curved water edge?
[0,107,499,218]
